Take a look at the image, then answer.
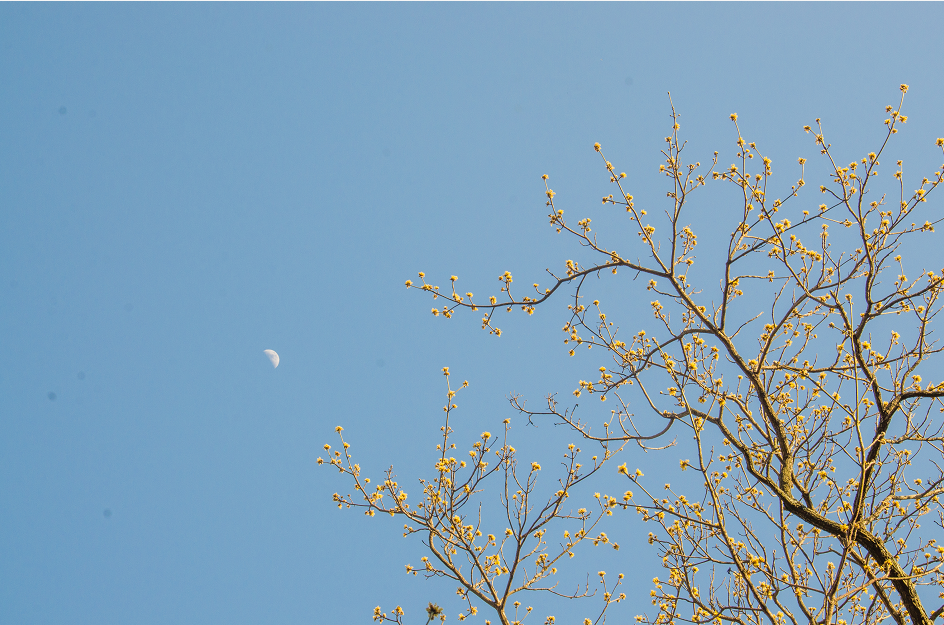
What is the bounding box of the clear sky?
[2,3,944,624]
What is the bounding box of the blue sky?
[2,3,944,624]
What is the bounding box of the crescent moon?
[263,349,279,368]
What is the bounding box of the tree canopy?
[324,85,944,625]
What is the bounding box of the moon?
[263,349,279,368]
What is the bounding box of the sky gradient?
[3,4,944,624]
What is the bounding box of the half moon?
[263,349,279,368]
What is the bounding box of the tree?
[323,85,944,625]
[325,369,628,625]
